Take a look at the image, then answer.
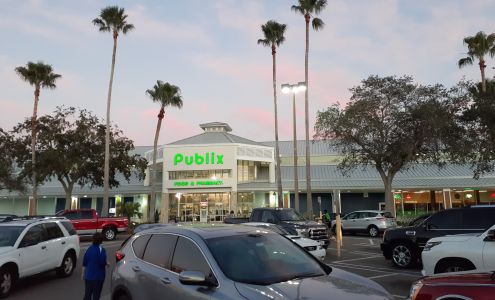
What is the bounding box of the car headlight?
[295,228,308,236]
[423,241,441,251]
[408,280,423,300]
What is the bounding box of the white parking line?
[332,255,383,263]
[392,295,408,299]
[367,273,397,279]
[331,262,421,277]
[369,239,375,245]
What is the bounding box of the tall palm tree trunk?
[293,93,299,212]
[272,45,283,207]
[304,14,313,217]
[480,59,487,92]
[102,31,118,217]
[149,107,164,222]
[29,88,40,216]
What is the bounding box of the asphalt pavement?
[324,235,422,299]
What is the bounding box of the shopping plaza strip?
[1,122,495,221]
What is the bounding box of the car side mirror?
[484,230,495,242]
[179,271,217,287]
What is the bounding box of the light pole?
[281,82,306,213]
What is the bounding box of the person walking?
[82,232,108,300]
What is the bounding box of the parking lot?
[324,235,422,299]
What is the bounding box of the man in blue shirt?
[82,232,108,300]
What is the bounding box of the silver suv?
[111,224,393,300]
[331,210,396,237]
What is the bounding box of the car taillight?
[115,251,125,263]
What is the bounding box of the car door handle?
[160,277,171,285]
[41,245,46,250]
[61,241,66,245]
[131,266,141,272]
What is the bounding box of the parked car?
[381,205,495,268]
[331,210,396,237]
[56,208,128,241]
[408,271,495,300]
[421,223,495,276]
[0,217,79,298]
[0,216,17,223]
[241,222,327,260]
[249,208,330,248]
[111,224,393,300]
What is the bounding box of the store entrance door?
[176,193,230,223]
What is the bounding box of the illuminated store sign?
[173,152,224,166]
[173,180,224,187]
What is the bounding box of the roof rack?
[4,216,67,223]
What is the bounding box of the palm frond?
[258,20,287,48]
[15,61,61,88]
[458,57,473,68]
[313,0,328,14]
[94,6,134,35]
[291,5,304,15]
[312,18,325,31]
[257,39,270,46]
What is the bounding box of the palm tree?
[458,31,495,93]
[93,6,134,217]
[145,81,183,222]
[258,20,287,208]
[291,0,327,217]
[15,61,61,215]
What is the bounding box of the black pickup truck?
[248,208,330,248]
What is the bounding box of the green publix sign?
[173,152,224,166]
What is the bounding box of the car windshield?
[278,210,305,221]
[0,226,25,247]
[206,232,326,285]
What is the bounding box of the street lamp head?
[296,82,306,93]
[281,84,291,94]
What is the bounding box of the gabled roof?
[168,132,264,147]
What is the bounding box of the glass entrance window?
[238,193,254,217]
[169,193,230,222]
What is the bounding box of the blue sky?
[1,0,494,146]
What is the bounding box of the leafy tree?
[0,129,24,192]
[117,201,142,229]
[314,75,462,215]
[258,20,287,208]
[453,80,495,177]
[292,0,327,215]
[458,31,495,93]
[15,61,61,215]
[93,6,135,217]
[12,107,147,210]
[145,81,183,222]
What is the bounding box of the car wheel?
[391,243,416,268]
[438,260,475,274]
[0,267,14,298]
[103,228,117,241]
[56,252,75,278]
[116,292,132,300]
[368,225,379,237]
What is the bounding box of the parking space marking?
[367,273,397,279]
[331,262,421,277]
[332,255,383,263]
[392,295,408,299]
[369,238,375,245]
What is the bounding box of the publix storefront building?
[146,122,495,223]
[149,122,277,223]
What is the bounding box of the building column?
[230,192,238,216]
[475,190,481,205]
[429,190,436,212]
[159,192,170,223]
[442,188,452,209]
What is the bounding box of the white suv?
[422,224,495,276]
[0,217,80,298]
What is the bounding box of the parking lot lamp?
[282,82,306,213]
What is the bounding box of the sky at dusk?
[1,0,494,146]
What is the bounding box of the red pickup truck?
[56,208,128,240]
